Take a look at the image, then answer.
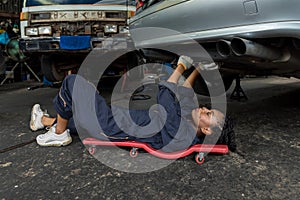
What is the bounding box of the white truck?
[19,0,136,81]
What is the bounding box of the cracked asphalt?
[0,77,299,199]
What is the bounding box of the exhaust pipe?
[230,37,289,62]
[216,40,232,58]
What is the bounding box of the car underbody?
[128,0,300,95]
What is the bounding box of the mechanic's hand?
[177,55,193,70]
[198,62,219,71]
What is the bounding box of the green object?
[6,39,26,61]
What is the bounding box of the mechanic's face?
[192,107,223,135]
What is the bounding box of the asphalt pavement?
[0,77,299,199]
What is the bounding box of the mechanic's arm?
[179,62,219,116]
[182,68,199,88]
[167,55,193,84]
[182,62,219,88]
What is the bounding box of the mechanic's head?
[192,108,237,151]
[192,107,224,136]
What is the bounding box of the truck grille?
[30,11,127,23]
[106,12,126,19]
[27,10,127,37]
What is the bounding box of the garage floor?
[0,76,299,199]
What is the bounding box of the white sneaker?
[36,125,72,147]
[30,104,48,131]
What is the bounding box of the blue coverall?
[53,74,202,152]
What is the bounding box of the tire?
[126,51,144,81]
[195,154,205,165]
[88,147,96,155]
[129,148,139,158]
[41,55,65,82]
[140,48,177,63]
[192,70,235,96]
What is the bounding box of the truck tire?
[41,55,65,82]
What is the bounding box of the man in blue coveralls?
[30,55,236,152]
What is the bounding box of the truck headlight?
[25,27,38,36]
[104,24,118,33]
[119,26,129,34]
[38,26,52,35]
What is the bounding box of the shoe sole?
[37,137,72,147]
[30,104,40,131]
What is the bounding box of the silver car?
[129,0,300,95]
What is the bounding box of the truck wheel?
[41,55,65,82]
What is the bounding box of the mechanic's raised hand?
[198,62,219,71]
[177,55,193,70]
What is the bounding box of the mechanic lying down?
[30,55,236,152]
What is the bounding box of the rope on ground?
[0,138,36,153]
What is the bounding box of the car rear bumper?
[189,21,300,41]
[131,21,300,48]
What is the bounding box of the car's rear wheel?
[126,51,144,81]
[192,71,235,96]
